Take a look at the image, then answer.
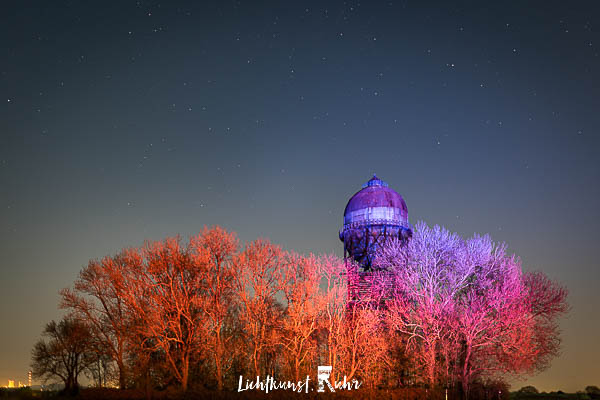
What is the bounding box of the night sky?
[1,0,599,392]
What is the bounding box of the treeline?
[31,224,568,399]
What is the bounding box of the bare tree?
[279,253,322,382]
[122,237,206,391]
[60,249,140,389]
[452,242,528,398]
[377,222,569,398]
[233,239,289,377]
[190,226,239,390]
[519,271,569,372]
[84,351,116,388]
[31,317,93,394]
[378,223,469,387]
[317,255,347,383]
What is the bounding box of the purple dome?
[342,175,409,228]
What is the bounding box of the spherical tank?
[339,175,412,271]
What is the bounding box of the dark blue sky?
[1,0,599,392]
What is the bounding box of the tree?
[122,237,207,391]
[586,386,600,398]
[339,303,390,386]
[233,239,289,377]
[452,240,529,397]
[377,223,470,387]
[60,249,139,389]
[376,222,568,398]
[520,271,569,372]
[279,253,322,382]
[317,255,348,383]
[85,351,116,388]
[31,317,93,394]
[190,226,239,390]
[518,385,539,394]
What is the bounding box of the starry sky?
[1,0,599,392]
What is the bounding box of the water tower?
[339,175,412,304]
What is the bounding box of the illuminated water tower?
[339,175,412,304]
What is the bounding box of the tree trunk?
[63,375,78,395]
[254,354,260,378]
[215,330,224,390]
[427,341,436,387]
[462,342,472,400]
[117,359,127,389]
[181,354,189,392]
[215,351,223,390]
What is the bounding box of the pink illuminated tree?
[451,238,529,397]
[376,222,568,398]
[377,223,473,387]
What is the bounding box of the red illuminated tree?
[279,253,322,382]
[233,239,289,377]
[317,257,390,386]
[122,237,207,391]
[60,249,140,389]
[189,226,239,390]
[317,255,348,383]
[340,303,390,385]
